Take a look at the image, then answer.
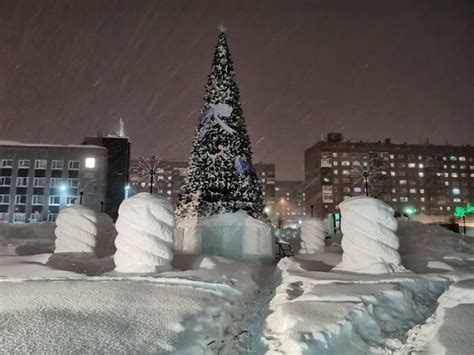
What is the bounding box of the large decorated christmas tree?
[176,27,264,219]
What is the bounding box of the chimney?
[384,138,391,144]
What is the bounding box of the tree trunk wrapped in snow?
[334,196,404,274]
[114,193,175,273]
[54,205,99,255]
[300,218,326,253]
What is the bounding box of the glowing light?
[264,206,270,214]
[60,185,67,192]
[403,206,416,216]
[85,157,96,168]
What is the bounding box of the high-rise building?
[0,141,107,223]
[274,180,306,228]
[304,134,474,221]
[83,136,131,220]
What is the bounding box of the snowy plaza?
[1,1,473,354]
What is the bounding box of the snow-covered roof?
[0,140,106,150]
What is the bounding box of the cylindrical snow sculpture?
[114,193,175,273]
[300,218,326,253]
[334,196,404,274]
[54,205,99,255]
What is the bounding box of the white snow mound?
[114,193,175,273]
[334,196,404,274]
[54,205,99,255]
[300,218,326,253]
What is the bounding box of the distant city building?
[129,159,188,207]
[304,134,474,221]
[0,141,107,223]
[274,180,306,228]
[129,159,277,213]
[83,136,131,220]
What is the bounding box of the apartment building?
[0,141,107,223]
[305,134,474,221]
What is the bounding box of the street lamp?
[403,205,417,220]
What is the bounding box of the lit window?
[399,180,407,185]
[420,197,425,202]
[390,154,394,159]
[420,189,424,194]
[418,164,424,169]
[85,157,96,168]
[342,170,350,175]
[449,156,457,161]
[418,172,424,177]
[452,173,458,178]
[408,163,416,168]
[418,156,423,160]
[392,188,396,193]
[459,156,466,161]
[400,197,408,202]
[409,188,417,194]
[275,187,280,191]
[354,187,362,193]
[453,198,461,203]
[453,188,460,195]
[341,161,350,166]
[333,161,338,166]
[167,190,172,195]
[445,181,449,186]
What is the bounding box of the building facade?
[83,136,131,219]
[304,134,474,221]
[274,180,306,228]
[0,142,107,223]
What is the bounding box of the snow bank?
[300,218,326,253]
[175,211,274,262]
[54,205,99,255]
[334,196,403,274]
[114,193,175,273]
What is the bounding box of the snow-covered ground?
[263,220,474,354]
[1,220,474,354]
[0,223,266,353]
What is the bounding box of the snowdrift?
[114,193,175,273]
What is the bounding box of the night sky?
[0,0,472,180]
